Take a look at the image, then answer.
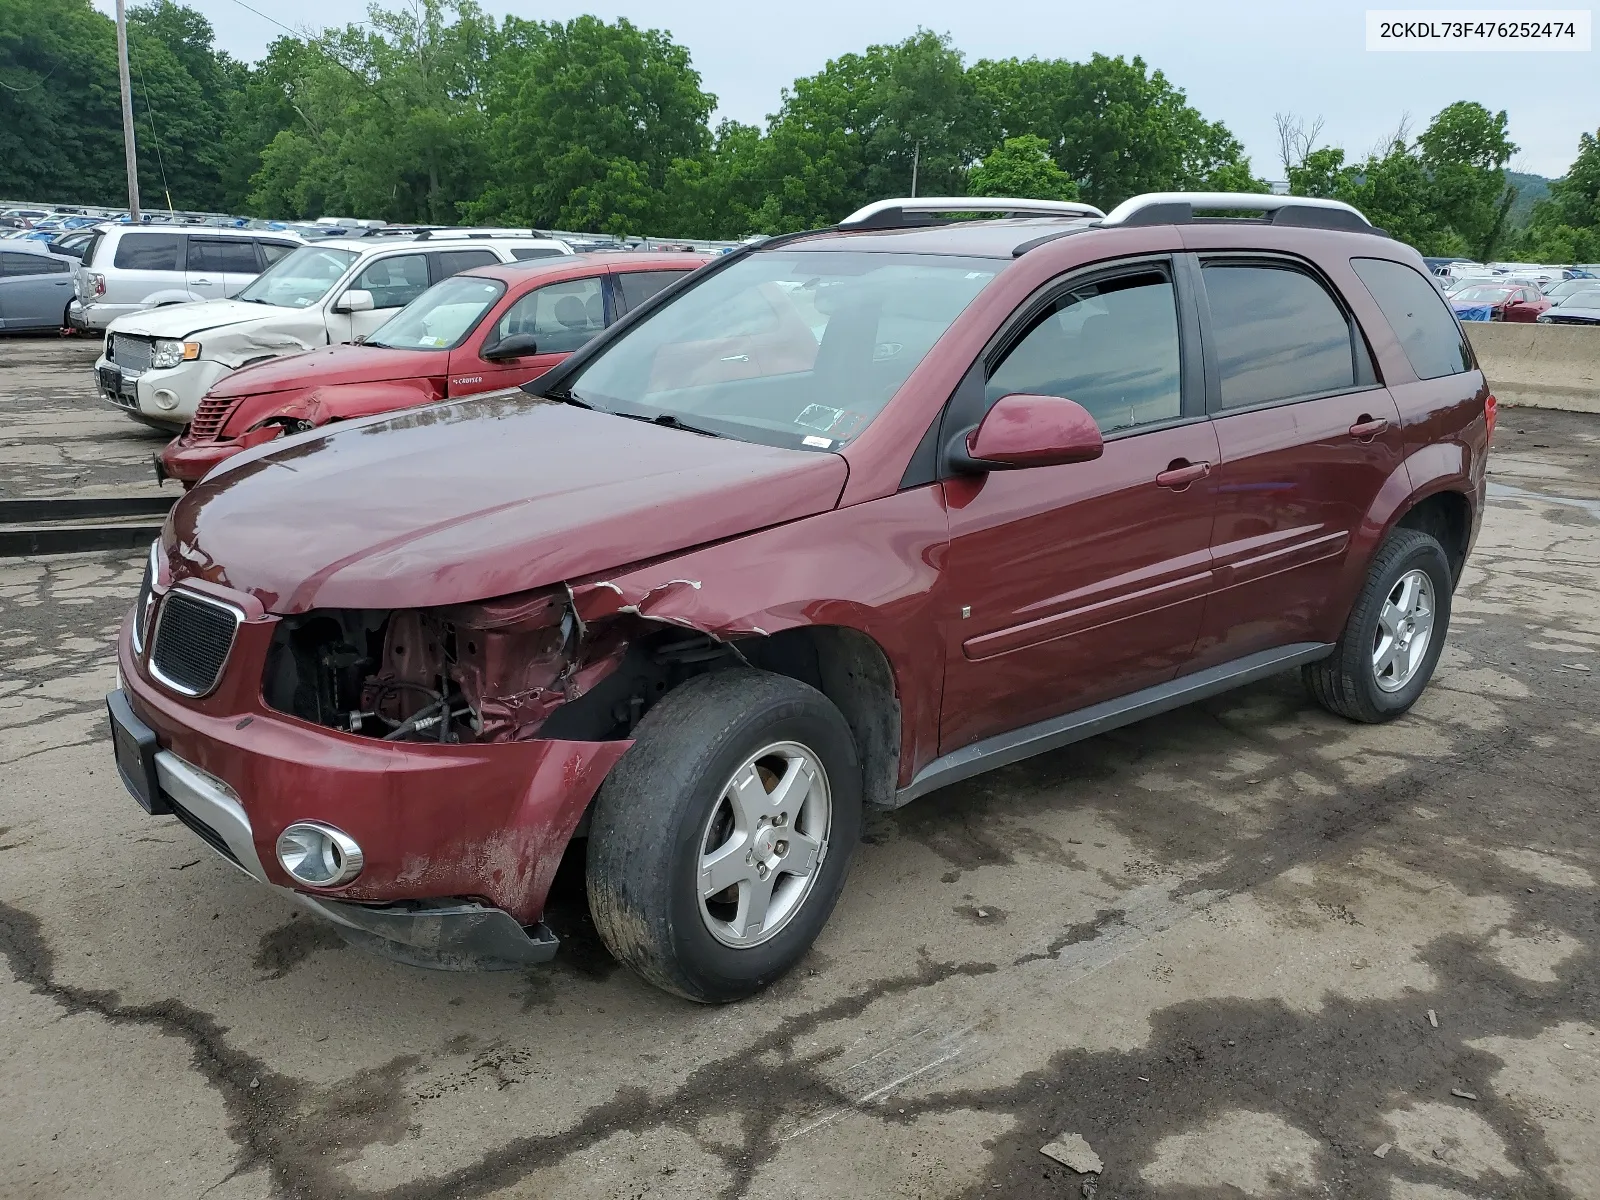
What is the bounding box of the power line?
[134,60,175,212]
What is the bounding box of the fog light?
[276,822,363,886]
[153,389,179,410]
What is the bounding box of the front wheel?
[585,669,863,1002]
[1304,527,1453,723]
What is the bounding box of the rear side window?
[1350,258,1471,380]
[188,239,260,274]
[113,233,182,271]
[987,268,1183,434]
[511,247,566,261]
[2,252,69,276]
[258,241,296,266]
[618,270,690,311]
[1202,263,1357,410]
[434,249,499,278]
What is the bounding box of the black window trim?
[1192,251,1384,419]
[915,252,1205,486]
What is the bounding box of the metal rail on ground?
[0,494,173,557]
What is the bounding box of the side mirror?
[334,288,374,314]
[950,393,1104,473]
[482,332,540,361]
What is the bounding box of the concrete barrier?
[1464,322,1600,413]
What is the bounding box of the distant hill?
[1506,171,1552,227]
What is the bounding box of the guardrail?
[0,495,172,557]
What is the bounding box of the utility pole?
[115,0,141,222]
[910,143,920,198]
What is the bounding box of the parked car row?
[107,191,1495,1003]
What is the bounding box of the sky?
[97,0,1599,179]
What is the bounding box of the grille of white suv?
[111,334,154,374]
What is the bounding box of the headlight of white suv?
[151,339,200,370]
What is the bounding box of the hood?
[110,298,285,339]
[210,343,447,399]
[168,393,849,613]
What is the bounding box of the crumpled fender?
[247,379,447,430]
[568,485,951,787]
[209,331,319,370]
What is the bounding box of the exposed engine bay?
[262,587,750,744]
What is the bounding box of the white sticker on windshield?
[802,435,833,449]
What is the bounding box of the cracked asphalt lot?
[3,338,1599,1199]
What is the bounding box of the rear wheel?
[585,669,862,1002]
[1304,527,1453,722]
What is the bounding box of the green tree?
[968,134,1079,200]
[1517,128,1600,262]
[1416,101,1516,260]
[472,15,713,234]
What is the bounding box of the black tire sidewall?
[662,698,861,999]
[1350,536,1453,716]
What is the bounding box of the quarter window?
[1350,257,1471,380]
[986,268,1183,434]
[353,254,430,309]
[493,277,606,355]
[113,233,181,271]
[1202,263,1358,410]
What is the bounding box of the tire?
[1304,527,1453,723]
[585,668,863,1002]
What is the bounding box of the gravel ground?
[2,338,1598,1200]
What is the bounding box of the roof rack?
[1096,192,1377,234]
[838,197,1106,231]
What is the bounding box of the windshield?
[366,275,507,350]
[236,245,357,308]
[1557,290,1600,309]
[562,249,999,450]
[1454,287,1513,304]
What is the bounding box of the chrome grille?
[189,395,238,441]
[149,590,241,697]
[111,334,154,374]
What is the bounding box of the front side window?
[986,268,1182,434]
[1350,257,1471,380]
[493,276,606,355]
[365,276,506,350]
[564,250,998,450]
[354,254,430,309]
[113,233,181,271]
[235,245,358,308]
[1202,263,1358,410]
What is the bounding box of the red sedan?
[1448,282,1551,322]
[159,252,713,486]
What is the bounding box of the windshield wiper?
[612,409,723,438]
[541,387,594,410]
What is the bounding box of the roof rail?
[1097,192,1377,234]
[839,196,1106,231]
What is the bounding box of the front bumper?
[160,431,245,486]
[111,606,629,969]
[94,353,229,426]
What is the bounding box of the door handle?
[1155,460,1211,489]
[1349,416,1389,441]
[191,277,213,285]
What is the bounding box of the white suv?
[69,226,305,332]
[94,232,573,427]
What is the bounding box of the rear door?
[448,273,610,396]
[937,255,1220,752]
[0,251,74,329]
[1188,255,1405,668]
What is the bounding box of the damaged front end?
[262,582,743,745]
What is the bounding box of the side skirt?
[894,642,1334,807]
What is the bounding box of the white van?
[69,226,305,332]
[94,231,573,426]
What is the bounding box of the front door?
[1188,257,1407,667]
[449,274,610,396]
[938,258,1219,752]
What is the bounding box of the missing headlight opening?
[261,588,745,744]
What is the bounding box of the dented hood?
[209,343,446,399]
[168,392,849,613]
[110,298,299,340]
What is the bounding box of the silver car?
[69,226,303,332]
[0,242,77,331]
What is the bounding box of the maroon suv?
[108,194,1492,1002]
